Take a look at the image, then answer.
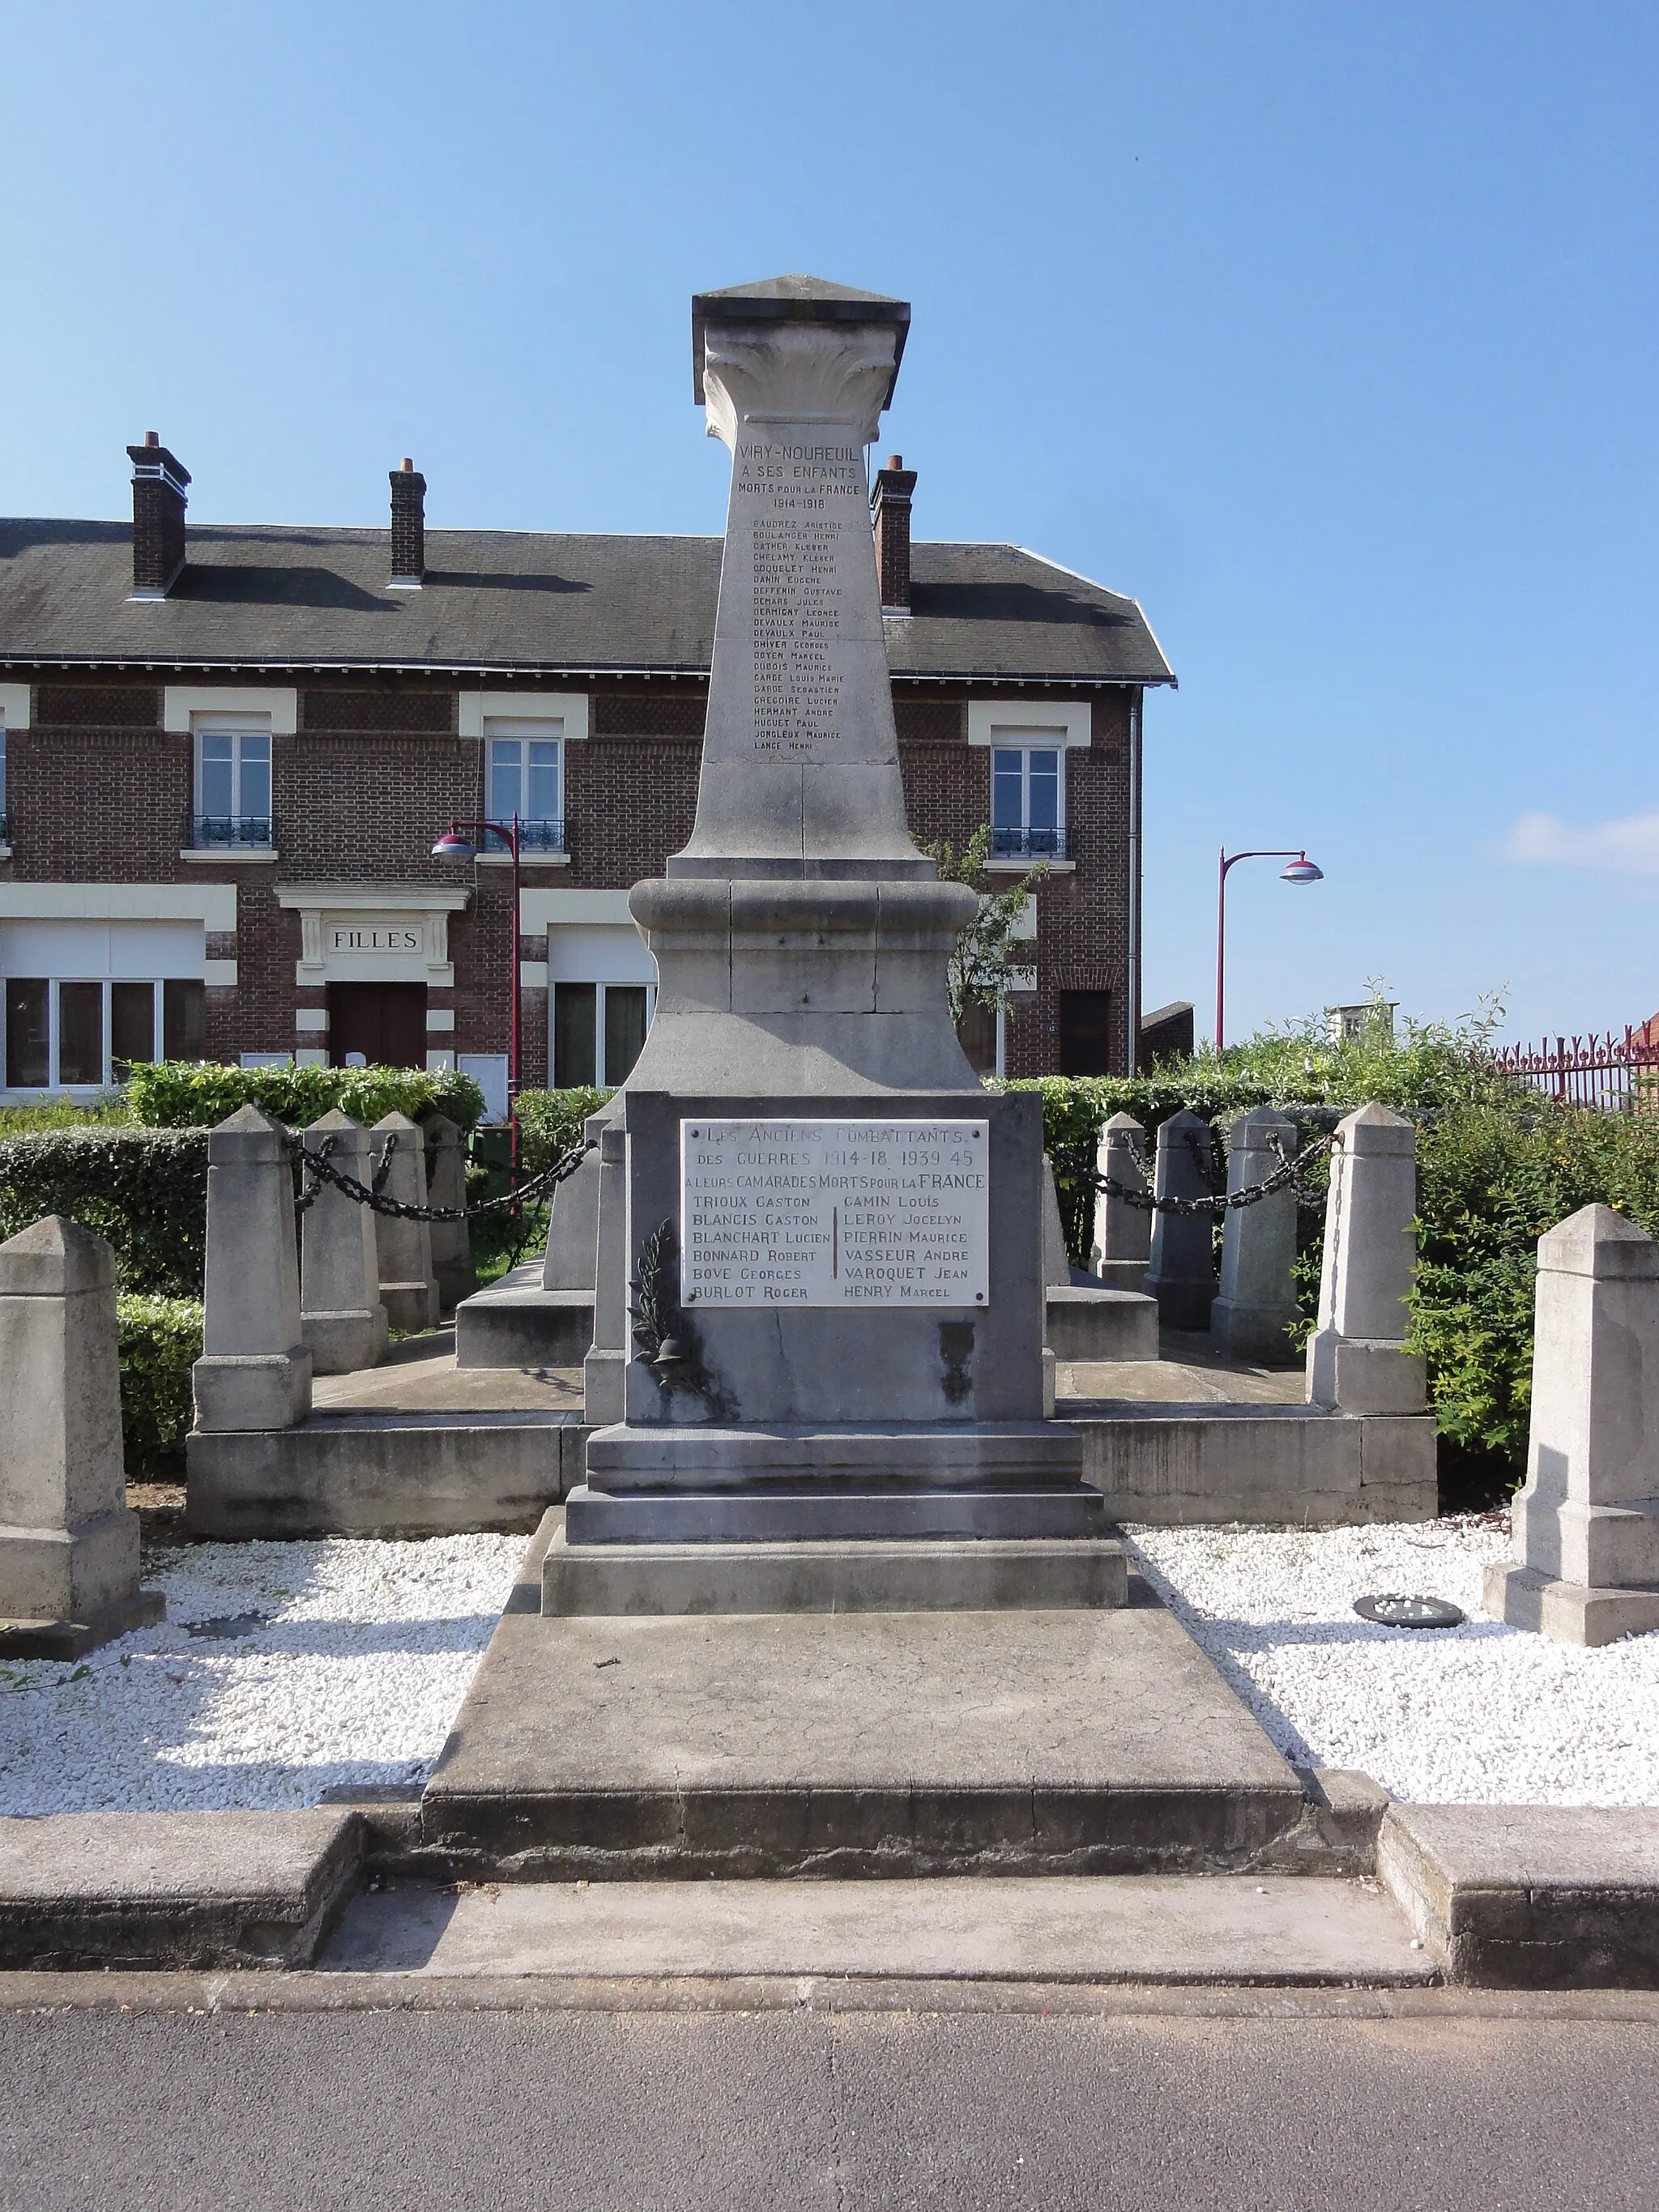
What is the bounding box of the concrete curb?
[0,1810,365,1971]
[1378,1803,1659,1988]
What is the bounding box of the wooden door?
[326,982,428,1068]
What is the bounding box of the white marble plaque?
[680,1119,990,1307]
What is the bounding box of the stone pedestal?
[1144,1110,1218,1331]
[423,1116,476,1315]
[1092,1110,1151,1293]
[299,1110,389,1376]
[1213,1107,1301,1364]
[541,1144,602,1290]
[371,1114,439,1333]
[1305,1103,1427,1414]
[1485,1205,1659,1647]
[0,1217,163,1656]
[552,277,1114,1616]
[192,1106,313,1433]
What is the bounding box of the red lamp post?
[1215,846,1324,1054]
[432,816,521,1169]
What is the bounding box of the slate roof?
[0,519,1175,688]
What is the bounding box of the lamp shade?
[431,830,478,859]
[1280,857,1324,884]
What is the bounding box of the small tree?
[922,825,1048,1024]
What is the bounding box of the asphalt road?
[2,1997,1656,2210]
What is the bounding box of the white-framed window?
[193,714,273,849]
[990,744,1064,859]
[2,977,207,1089]
[552,981,655,1088]
[484,718,564,854]
[0,722,7,839]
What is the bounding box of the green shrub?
[0,1131,209,1296]
[117,1295,202,1475]
[126,1059,485,1132]
[514,1086,612,1174]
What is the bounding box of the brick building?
[0,437,1173,1108]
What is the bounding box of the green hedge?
[0,1131,210,1297]
[117,1295,202,1474]
[126,1060,485,1132]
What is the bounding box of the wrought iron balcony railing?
[186,812,276,850]
[0,810,11,845]
[483,818,567,855]
[989,824,1069,862]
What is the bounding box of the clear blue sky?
[5,2,1654,1046]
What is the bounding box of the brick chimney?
[389,458,426,588]
[871,453,918,615]
[126,432,190,599]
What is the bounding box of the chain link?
[1085,1127,1340,1217]
[289,1131,596,1222]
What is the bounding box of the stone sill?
[475,851,571,867]
[0,846,10,861]
[179,847,279,865]
[985,857,1075,874]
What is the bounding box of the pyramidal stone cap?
[691,273,911,403]
[207,1101,289,1161]
[1538,1201,1659,1281]
[1337,1100,1416,1154]
[0,1214,117,1296]
[307,1106,363,1133]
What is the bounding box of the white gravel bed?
[1127,1516,1659,1807]
[0,1535,524,1816]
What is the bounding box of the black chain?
[290,1132,596,1222]
[1086,1127,1339,1217]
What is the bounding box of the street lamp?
[432,815,522,1161]
[1215,846,1324,1053]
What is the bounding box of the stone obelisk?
[547,277,1120,1616]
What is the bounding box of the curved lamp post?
[433,816,521,1166]
[1215,846,1324,1053]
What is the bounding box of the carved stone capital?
[702,321,898,450]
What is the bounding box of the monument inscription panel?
[680,1118,989,1307]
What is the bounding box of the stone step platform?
[318,1871,1437,1987]
[454,1274,1159,1370]
[417,1516,1307,1880]
[0,1809,364,1970]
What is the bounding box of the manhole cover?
[185,1612,271,1641]
[1354,1593,1465,1629]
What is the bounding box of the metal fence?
[1488,1027,1659,1112]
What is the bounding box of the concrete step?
[0,1810,364,1970]
[419,1515,1309,1879]
[1379,1803,1659,1988]
[318,1872,1436,1987]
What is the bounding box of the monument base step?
[543,1524,1126,1614]
[0,1587,165,1661]
[584,1419,1083,1488]
[185,1409,586,1540]
[454,1267,595,1369]
[1482,1561,1659,1648]
[417,1512,1304,1879]
[565,1478,1107,1546]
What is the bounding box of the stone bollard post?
[1304,1102,1426,1413]
[371,1113,440,1332]
[542,1144,601,1290]
[193,1105,313,1432]
[0,1217,164,1654]
[1212,1107,1302,1364]
[423,1115,476,1314]
[299,1109,388,1375]
[1144,1110,1218,1331]
[1485,1204,1659,1646]
[1092,1111,1151,1291]
[1040,1158,1072,1288]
